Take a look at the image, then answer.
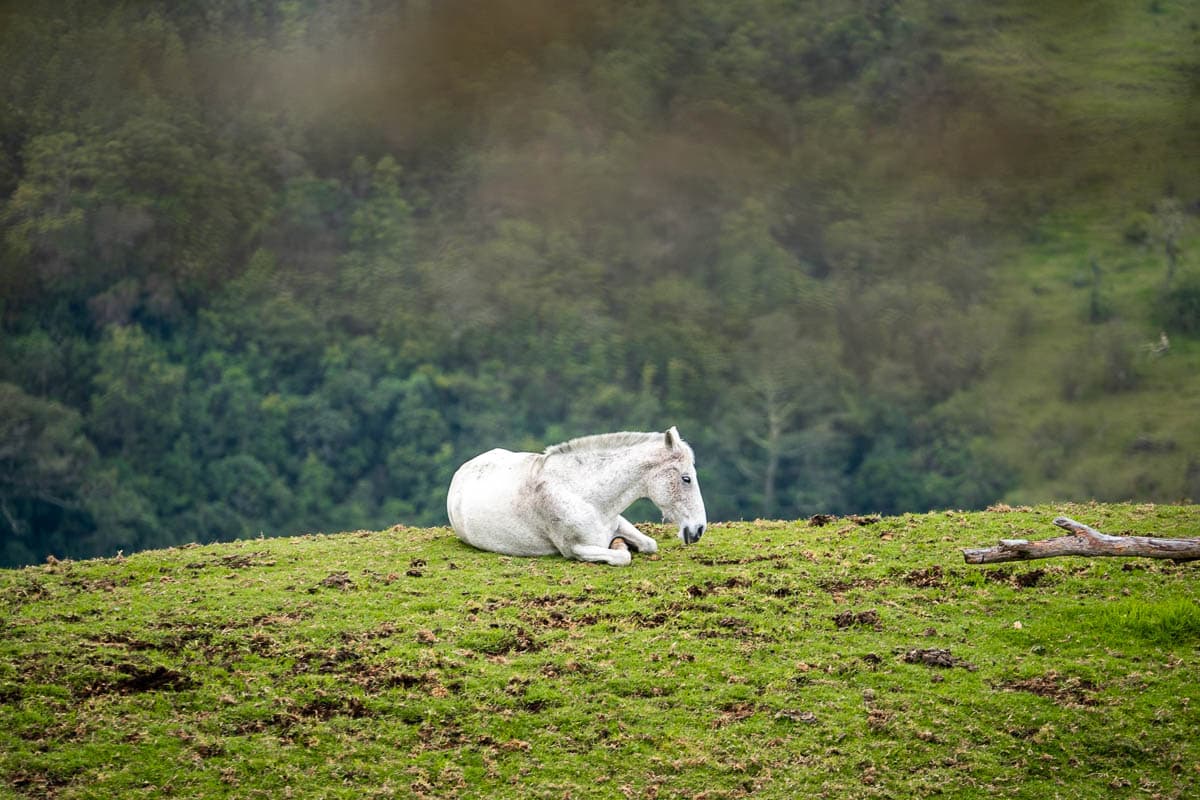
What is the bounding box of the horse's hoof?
[609,536,634,552]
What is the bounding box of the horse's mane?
[543,431,664,458]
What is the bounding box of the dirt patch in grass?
[522,593,578,608]
[8,768,74,798]
[903,566,947,588]
[294,695,371,720]
[808,514,881,527]
[694,553,790,567]
[293,645,373,675]
[416,719,472,751]
[833,609,882,630]
[1013,568,1048,588]
[87,631,159,651]
[773,708,819,724]
[696,616,759,639]
[2,576,51,603]
[686,576,752,597]
[314,571,356,591]
[78,664,196,697]
[520,608,599,630]
[61,574,129,593]
[902,648,976,670]
[713,701,760,728]
[983,567,1050,588]
[517,593,603,631]
[232,695,375,741]
[819,577,884,593]
[618,610,671,629]
[251,610,311,626]
[999,672,1101,707]
[185,552,277,570]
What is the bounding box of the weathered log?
[962,516,1200,564]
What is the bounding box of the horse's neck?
[543,446,657,514]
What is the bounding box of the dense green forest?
[1,0,1198,567]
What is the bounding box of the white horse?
[447,427,708,566]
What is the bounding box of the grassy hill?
[978,216,1200,506]
[947,0,1200,507]
[3,504,1198,799]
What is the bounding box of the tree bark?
[961,516,1200,564]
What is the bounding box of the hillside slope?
[950,0,1200,506]
[2,504,1198,798]
[977,218,1200,506]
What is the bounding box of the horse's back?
[447,449,555,556]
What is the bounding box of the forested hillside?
[2,0,1198,567]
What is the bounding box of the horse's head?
[646,426,708,545]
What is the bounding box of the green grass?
[968,202,1200,506]
[2,504,1198,798]
[1098,597,1200,645]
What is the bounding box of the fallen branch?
[962,516,1200,564]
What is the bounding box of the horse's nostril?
[696,524,705,540]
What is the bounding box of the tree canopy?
[1,0,1197,565]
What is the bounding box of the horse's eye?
[682,475,692,484]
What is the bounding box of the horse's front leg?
[541,489,634,566]
[569,543,633,566]
[613,516,658,554]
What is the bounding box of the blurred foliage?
[0,0,1197,565]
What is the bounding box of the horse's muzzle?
[682,524,705,545]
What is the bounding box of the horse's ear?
[665,426,681,450]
